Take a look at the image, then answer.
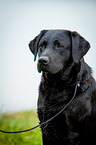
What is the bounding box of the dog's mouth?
[37,63,49,73]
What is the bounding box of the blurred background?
[0,0,96,113]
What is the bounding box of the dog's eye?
[54,40,63,49]
[55,43,63,49]
[38,45,43,57]
[57,44,63,48]
[39,42,46,52]
[40,44,45,49]
[38,44,45,57]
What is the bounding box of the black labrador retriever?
[29,30,96,145]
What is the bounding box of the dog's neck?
[76,59,92,82]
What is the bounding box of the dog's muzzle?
[37,56,49,72]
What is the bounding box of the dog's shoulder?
[66,75,96,121]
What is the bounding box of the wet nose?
[38,56,49,65]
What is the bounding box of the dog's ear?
[29,30,48,61]
[71,31,90,63]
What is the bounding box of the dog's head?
[29,30,90,74]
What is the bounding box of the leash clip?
[77,81,80,87]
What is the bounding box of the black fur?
[29,30,96,145]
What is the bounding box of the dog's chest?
[39,81,73,118]
[39,80,91,123]
[38,80,92,142]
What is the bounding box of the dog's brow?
[54,40,60,44]
[54,39,64,46]
[39,40,47,46]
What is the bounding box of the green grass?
[0,110,42,145]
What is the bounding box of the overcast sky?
[0,0,96,113]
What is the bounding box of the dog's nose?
[38,56,49,65]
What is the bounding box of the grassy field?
[0,110,42,145]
